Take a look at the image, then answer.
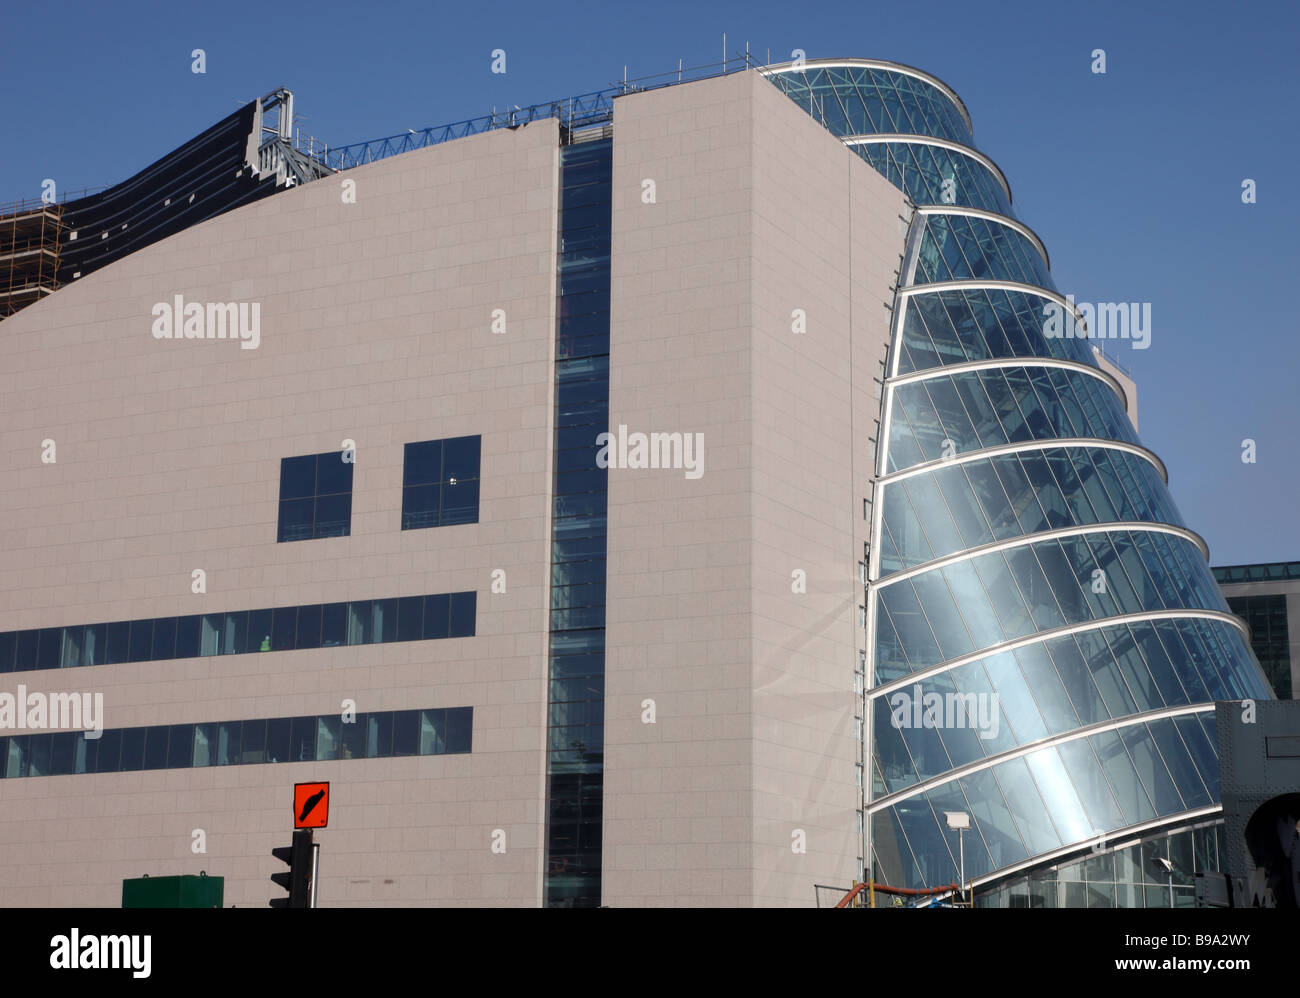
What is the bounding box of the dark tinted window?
[279,451,354,542]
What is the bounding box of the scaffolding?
[0,200,64,317]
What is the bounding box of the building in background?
[0,57,1275,907]
[1214,561,1300,700]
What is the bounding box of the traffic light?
[270,829,314,908]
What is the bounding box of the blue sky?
[2,0,1296,564]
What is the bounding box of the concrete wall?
[0,121,561,906]
[601,71,907,906]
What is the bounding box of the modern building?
[0,57,1275,908]
[1213,561,1299,700]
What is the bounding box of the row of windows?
[1213,561,1300,583]
[277,436,480,542]
[0,707,472,779]
[0,591,476,673]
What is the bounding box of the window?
[402,435,481,529]
[278,451,354,542]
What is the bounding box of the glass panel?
[397,596,423,642]
[321,603,347,647]
[371,599,397,643]
[143,726,169,770]
[1147,717,1212,809]
[347,600,372,645]
[959,767,1028,870]
[266,718,291,764]
[270,606,297,652]
[94,729,121,774]
[423,594,451,639]
[216,721,241,766]
[294,604,322,650]
[1012,642,1078,735]
[393,710,420,756]
[1118,724,1185,816]
[446,708,472,753]
[128,620,154,663]
[366,713,394,758]
[280,455,316,500]
[1024,747,1093,845]
[59,626,84,668]
[289,716,316,763]
[83,624,106,668]
[167,724,193,769]
[316,715,340,761]
[340,714,366,760]
[248,609,272,653]
[995,756,1062,855]
[420,709,446,755]
[151,617,176,661]
[175,615,201,659]
[449,592,476,638]
[240,719,267,764]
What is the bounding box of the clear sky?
[2,0,1296,565]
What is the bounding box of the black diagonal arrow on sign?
[298,788,326,824]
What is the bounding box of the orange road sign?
[294,782,329,829]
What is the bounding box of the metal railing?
[319,54,765,172]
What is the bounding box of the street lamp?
[945,810,971,907]
[1152,855,1175,908]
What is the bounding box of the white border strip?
[842,134,1010,202]
[888,354,1125,410]
[876,437,1167,486]
[873,520,1211,589]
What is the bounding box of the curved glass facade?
[854,141,1013,217]
[764,58,1274,899]
[913,212,1052,290]
[878,445,1184,575]
[886,363,1139,472]
[896,287,1097,374]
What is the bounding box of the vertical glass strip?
[544,137,612,907]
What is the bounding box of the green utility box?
[122,873,224,908]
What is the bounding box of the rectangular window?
[216,721,241,766]
[278,451,354,542]
[316,716,340,761]
[127,620,154,663]
[321,603,347,647]
[340,714,366,760]
[401,435,481,529]
[449,592,477,638]
[289,716,316,763]
[94,729,121,773]
[175,616,201,659]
